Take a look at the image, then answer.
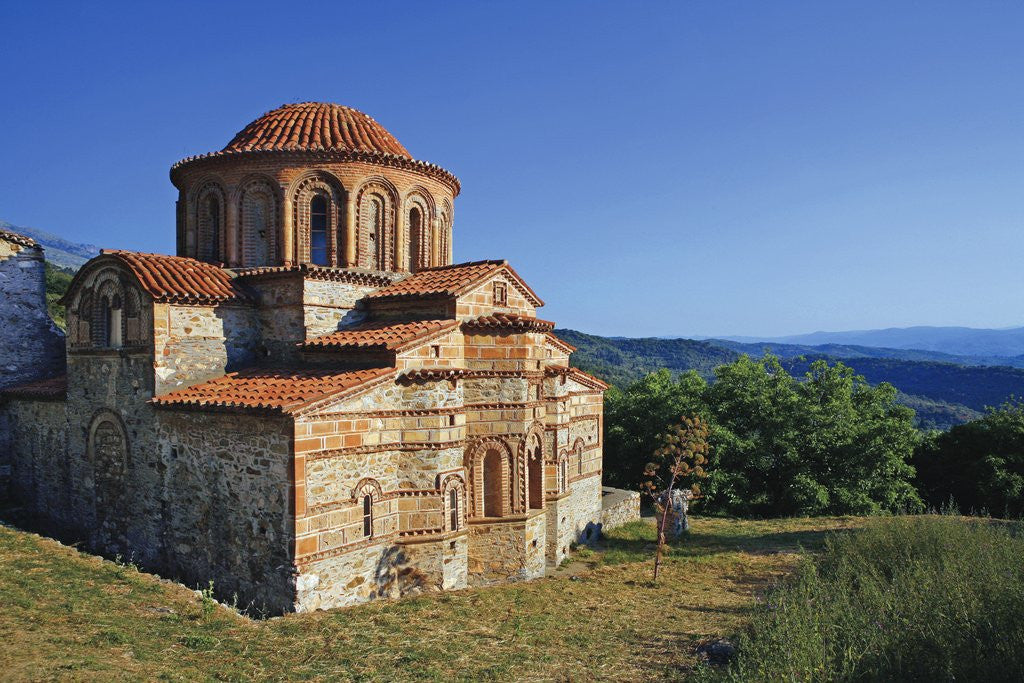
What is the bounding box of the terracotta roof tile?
[367,260,543,306]
[0,228,39,249]
[544,365,609,391]
[151,367,393,414]
[303,319,459,352]
[223,103,410,157]
[1,375,67,400]
[233,264,396,287]
[98,250,253,305]
[462,313,554,333]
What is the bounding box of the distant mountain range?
[0,219,99,269]
[559,329,1024,431]
[709,326,1024,359]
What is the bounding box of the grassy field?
[0,515,861,681]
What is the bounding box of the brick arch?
[464,437,514,518]
[402,189,435,272]
[351,477,384,501]
[439,473,467,531]
[289,172,346,266]
[522,423,547,510]
[351,478,382,539]
[438,198,453,266]
[235,174,280,267]
[190,179,227,263]
[354,177,399,271]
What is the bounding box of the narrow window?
[362,494,373,537]
[577,450,583,476]
[310,195,329,265]
[108,294,123,348]
[408,206,422,271]
[449,489,459,531]
[430,344,441,359]
[493,281,508,306]
[205,195,221,262]
[559,458,568,493]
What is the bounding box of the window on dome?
[198,193,222,263]
[310,195,329,266]
[408,206,423,272]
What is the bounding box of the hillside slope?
[0,219,99,269]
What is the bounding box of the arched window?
[483,449,503,517]
[97,295,110,347]
[242,186,274,267]
[198,193,222,262]
[310,195,329,266]
[364,195,383,268]
[439,211,450,266]
[107,294,123,348]
[528,445,544,510]
[362,494,373,537]
[559,456,568,494]
[408,206,422,272]
[449,488,460,531]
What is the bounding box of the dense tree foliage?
[44,261,74,330]
[604,355,922,517]
[913,402,1024,517]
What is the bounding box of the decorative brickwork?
[1,102,610,614]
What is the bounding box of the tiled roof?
[367,260,544,306]
[151,367,394,414]
[223,103,410,157]
[463,313,554,333]
[97,250,253,305]
[545,333,577,353]
[0,228,39,249]
[233,264,396,287]
[303,319,459,352]
[544,366,609,391]
[1,375,67,400]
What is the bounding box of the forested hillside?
[560,329,1024,430]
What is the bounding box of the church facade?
[0,103,625,614]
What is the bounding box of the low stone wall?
[601,487,641,531]
[466,510,546,585]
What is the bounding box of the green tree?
[913,400,1024,517]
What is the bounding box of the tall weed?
[703,515,1024,681]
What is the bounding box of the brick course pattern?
[0,102,621,614]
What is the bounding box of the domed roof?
[222,102,410,157]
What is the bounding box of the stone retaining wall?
[601,486,642,530]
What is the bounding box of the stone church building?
[0,103,632,614]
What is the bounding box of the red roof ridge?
[303,319,459,353]
[367,260,543,307]
[1,374,67,400]
[65,250,253,306]
[151,366,394,415]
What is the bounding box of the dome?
[222,102,411,157]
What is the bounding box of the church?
[0,103,635,614]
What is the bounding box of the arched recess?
[356,179,398,270]
[465,438,514,518]
[291,172,346,266]
[403,189,435,272]
[440,473,467,531]
[438,199,452,267]
[87,410,130,526]
[573,437,586,478]
[524,425,546,510]
[193,180,226,263]
[69,264,150,350]
[352,478,384,539]
[237,176,278,267]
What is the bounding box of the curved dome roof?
[222,102,410,157]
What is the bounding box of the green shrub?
[703,515,1024,681]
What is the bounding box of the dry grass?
[0,515,862,681]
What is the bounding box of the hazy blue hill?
[715,325,1024,358]
[560,329,1023,430]
[710,338,1024,369]
[0,219,99,269]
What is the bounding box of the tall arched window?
[559,456,569,494]
[408,206,422,272]
[483,449,503,517]
[310,195,329,266]
[528,445,544,510]
[198,193,222,262]
[362,494,373,537]
[97,295,111,347]
[241,185,274,267]
[364,196,383,268]
[449,488,460,531]
[439,211,450,266]
[107,294,123,348]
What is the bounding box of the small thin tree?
[643,414,711,582]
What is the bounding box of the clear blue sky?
[2,1,1022,337]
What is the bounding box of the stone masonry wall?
[153,303,259,394]
[0,237,65,391]
[545,474,603,565]
[466,509,546,585]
